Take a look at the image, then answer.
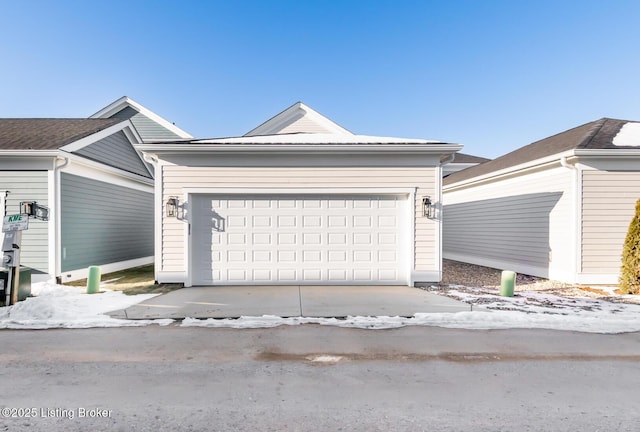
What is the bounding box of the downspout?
[435,152,456,283]
[560,155,580,282]
[53,155,70,283]
[438,152,456,219]
[142,153,161,284]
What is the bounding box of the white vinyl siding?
[443,167,573,280]
[161,166,436,276]
[0,171,49,272]
[581,171,640,275]
[271,117,337,135]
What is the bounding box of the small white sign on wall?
[2,214,29,233]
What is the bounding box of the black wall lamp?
[166,197,178,217]
[20,201,49,221]
[422,196,433,218]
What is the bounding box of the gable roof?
[451,152,490,164]
[244,102,352,136]
[444,117,638,185]
[90,96,193,140]
[0,118,125,150]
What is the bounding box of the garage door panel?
[192,194,408,285]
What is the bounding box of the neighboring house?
[443,153,491,177]
[90,96,193,141]
[443,117,640,285]
[139,102,462,287]
[0,97,191,283]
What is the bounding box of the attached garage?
[141,102,461,287]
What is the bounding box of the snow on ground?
[1,282,639,333]
[0,281,173,329]
[182,286,640,333]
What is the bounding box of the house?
[139,102,462,287]
[0,97,191,283]
[444,153,491,177]
[443,117,640,285]
[90,96,193,141]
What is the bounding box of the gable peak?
[244,102,353,137]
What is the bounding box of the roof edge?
[90,96,193,139]
[244,102,353,136]
[443,150,576,190]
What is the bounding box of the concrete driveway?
[110,285,471,320]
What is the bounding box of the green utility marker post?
[86,266,101,294]
[500,270,516,297]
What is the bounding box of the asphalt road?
[1,325,639,431]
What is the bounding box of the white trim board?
[59,256,154,283]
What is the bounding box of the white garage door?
[191,194,409,285]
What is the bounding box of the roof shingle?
[444,118,637,186]
[0,118,125,150]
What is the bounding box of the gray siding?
[444,193,562,269]
[73,130,151,178]
[111,107,182,140]
[60,173,153,272]
[443,167,574,280]
[0,171,49,272]
[581,171,640,274]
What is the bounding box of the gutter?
[53,155,70,282]
[441,153,456,166]
[573,148,640,157]
[0,150,60,157]
[444,150,576,192]
[136,143,464,154]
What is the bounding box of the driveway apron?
[109,285,471,320]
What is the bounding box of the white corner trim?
[407,187,417,287]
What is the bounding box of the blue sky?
[1,0,639,158]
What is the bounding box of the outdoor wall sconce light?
[20,201,49,221]
[166,197,178,217]
[422,196,433,218]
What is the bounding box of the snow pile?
[0,281,173,329]
[1,282,639,333]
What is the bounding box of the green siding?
[73,130,152,178]
[111,107,182,140]
[0,171,49,272]
[60,173,153,272]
